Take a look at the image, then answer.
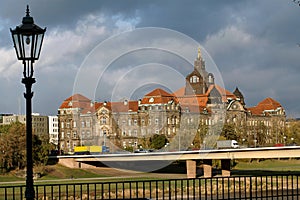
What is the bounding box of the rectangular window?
[81,121,85,128]
[86,121,91,128]
[61,122,64,128]
[101,117,107,124]
[73,121,77,128]
[86,130,90,138]
[73,131,77,138]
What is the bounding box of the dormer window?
[208,73,214,84]
[190,75,199,83]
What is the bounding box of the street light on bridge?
[10,5,46,200]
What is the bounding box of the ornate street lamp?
[10,5,46,200]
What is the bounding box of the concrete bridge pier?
[186,160,197,178]
[186,159,232,178]
[203,159,213,178]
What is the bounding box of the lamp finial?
[26,5,30,17]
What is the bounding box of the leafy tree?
[255,122,268,146]
[138,137,150,149]
[221,124,237,140]
[193,124,208,148]
[0,123,12,134]
[149,134,169,149]
[33,135,51,166]
[0,122,51,172]
[0,122,26,171]
[285,119,300,145]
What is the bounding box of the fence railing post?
[1,174,300,199]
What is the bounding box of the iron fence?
[0,174,299,199]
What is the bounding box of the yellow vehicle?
[74,145,109,155]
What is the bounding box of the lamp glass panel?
[12,33,21,59]
[34,33,43,59]
[20,34,31,59]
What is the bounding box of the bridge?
[55,146,300,178]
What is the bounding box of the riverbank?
[0,159,299,184]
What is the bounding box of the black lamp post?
[10,5,46,200]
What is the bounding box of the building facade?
[48,116,59,146]
[58,48,286,153]
[1,113,49,140]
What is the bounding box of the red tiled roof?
[248,97,283,115]
[177,95,208,107]
[111,101,139,112]
[144,88,173,97]
[257,97,282,109]
[95,101,139,113]
[141,88,177,104]
[59,94,91,109]
[173,84,236,108]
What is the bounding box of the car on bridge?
[134,149,154,153]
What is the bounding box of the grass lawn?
[0,164,110,185]
[232,159,300,176]
[1,159,300,184]
[0,173,24,182]
[0,164,167,186]
[39,164,109,180]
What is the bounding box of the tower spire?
[197,47,201,59]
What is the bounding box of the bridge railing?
[0,174,299,199]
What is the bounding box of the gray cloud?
[0,0,299,117]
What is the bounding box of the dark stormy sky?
[0,0,300,117]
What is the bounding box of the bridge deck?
[55,146,300,162]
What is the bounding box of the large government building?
[58,49,286,154]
